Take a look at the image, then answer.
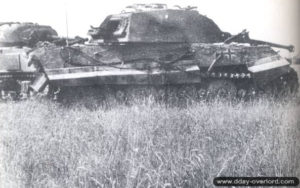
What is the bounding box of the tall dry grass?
[0,97,299,187]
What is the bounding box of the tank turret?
[0,22,58,47]
[88,8,226,43]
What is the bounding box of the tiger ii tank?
[28,4,298,101]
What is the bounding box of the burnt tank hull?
[30,43,298,99]
[27,5,298,100]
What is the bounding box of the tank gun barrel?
[224,30,294,52]
[246,39,294,52]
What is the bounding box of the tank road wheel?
[115,89,127,103]
[267,68,299,98]
[278,68,299,97]
[155,87,167,102]
[207,80,237,100]
[197,88,207,100]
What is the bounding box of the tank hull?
[28,42,298,100]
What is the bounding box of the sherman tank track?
[0,72,36,100]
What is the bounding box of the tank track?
[2,68,297,102]
[52,80,251,104]
[0,72,36,100]
[259,68,299,98]
[51,67,298,104]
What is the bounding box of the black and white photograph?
[0,0,299,187]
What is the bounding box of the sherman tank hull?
[0,46,37,99]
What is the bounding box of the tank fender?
[30,72,48,92]
[247,55,289,73]
[247,55,292,87]
[27,54,49,92]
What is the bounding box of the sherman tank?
[0,22,87,99]
[0,22,59,99]
[26,4,298,101]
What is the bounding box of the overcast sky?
[1,0,299,56]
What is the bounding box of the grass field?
[0,66,300,188]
